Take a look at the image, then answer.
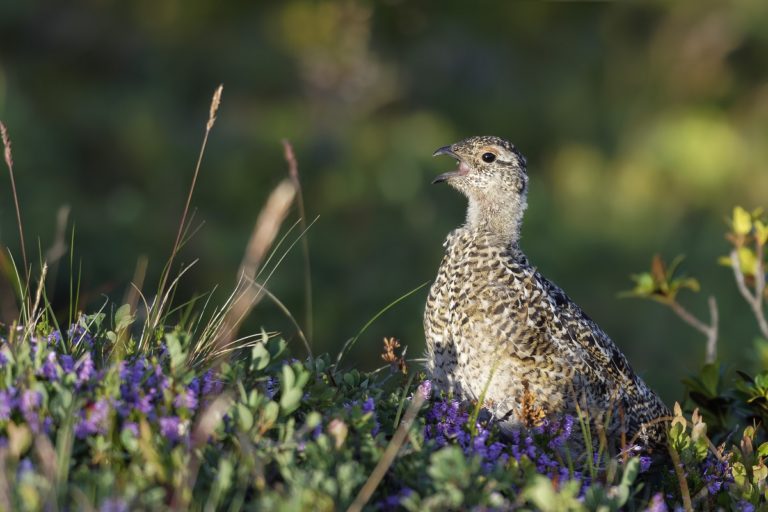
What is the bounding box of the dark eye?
[482,152,496,163]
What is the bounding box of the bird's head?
[432,135,528,241]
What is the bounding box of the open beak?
[432,145,466,184]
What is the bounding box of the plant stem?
[282,139,313,346]
[730,249,768,340]
[0,122,30,304]
[154,85,223,334]
[347,392,426,512]
[667,442,693,512]
[666,297,719,363]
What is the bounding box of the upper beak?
[432,145,458,158]
[432,145,462,184]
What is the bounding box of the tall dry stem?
[283,139,314,345]
[209,179,296,362]
[0,121,30,303]
[152,85,223,334]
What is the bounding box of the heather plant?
[3,89,768,511]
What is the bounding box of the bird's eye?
[481,152,496,163]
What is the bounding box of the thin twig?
[667,442,693,512]
[730,249,768,340]
[282,139,313,346]
[347,391,426,512]
[706,296,719,363]
[666,297,719,363]
[0,121,30,299]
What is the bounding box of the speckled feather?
[424,135,669,449]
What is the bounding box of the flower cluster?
[0,321,223,450]
[422,392,582,481]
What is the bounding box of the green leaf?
[282,364,296,391]
[280,388,303,415]
[633,273,655,295]
[251,342,271,371]
[236,403,254,431]
[262,401,279,427]
[115,303,133,331]
[165,332,186,372]
[733,206,752,235]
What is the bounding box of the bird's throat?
[465,195,526,245]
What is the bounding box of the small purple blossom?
[381,486,413,510]
[123,422,139,437]
[17,458,34,478]
[159,416,185,442]
[0,351,7,368]
[201,369,223,396]
[0,388,14,420]
[60,355,74,373]
[264,377,278,399]
[68,323,94,349]
[701,454,731,495]
[40,351,60,381]
[174,388,198,411]
[643,492,667,512]
[100,498,128,512]
[75,353,95,387]
[737,501,755,512]
[75,398,111,438]
[20,389,43,433]
[546,415,575,450]
[418,380,432,400]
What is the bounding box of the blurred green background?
[1,1,767,403]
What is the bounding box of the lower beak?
[432,173,455,184]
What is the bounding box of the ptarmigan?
[424,135,669,449]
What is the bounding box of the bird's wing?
[486,262,640,394]
[539,274,648,388]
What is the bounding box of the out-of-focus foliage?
[1,1,768,402]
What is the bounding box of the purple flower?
[547,415,575,449]
[0,352,7,368]
[362,397,375,414]
[264,377,278,399]
[17,458,34,478]
[75,353,95,387]
[702,454,731,495]
[20,389,43,433]
[381,487,413,509]
[75,398,111,438]
[39,352,60,381]
[68,324,94,348]
[60,355,74,373]
[737,501,755,512]
[174,388,198,411]
[123,422,139,437]
[418,380,432,400]
[201,369,222,395]
[159,416,185,442]
[47,330,63,345]
[100,498,128,512]
[643,492,667,512]
[639,456,652,473]
[0,389,14,420]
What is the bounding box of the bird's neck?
[465,194,526,246]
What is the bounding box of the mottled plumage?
[424,135,669,449]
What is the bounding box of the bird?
[423,135,670,450]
